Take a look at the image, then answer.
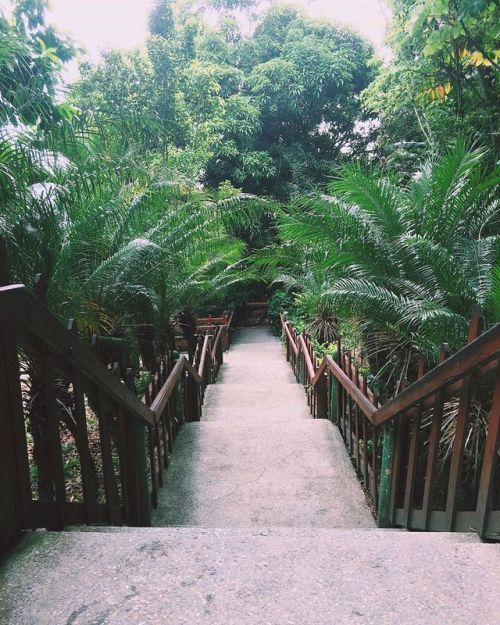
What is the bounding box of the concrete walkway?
[153,327,375,528]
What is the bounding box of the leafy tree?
[0,1,75,127]
[201,6,375,196]
[363,0,500,167]
[149,0,175,39]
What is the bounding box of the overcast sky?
[1,1,391,78]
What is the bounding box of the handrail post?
[0,324,32,550]
[316,371,328,419]
[123,372,151,527]
[377,422,394,527]
[185,373,201,422]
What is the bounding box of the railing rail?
[280,313,500,540]
[0,280,235,551]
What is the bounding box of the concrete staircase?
[1,329,499,624]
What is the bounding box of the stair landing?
[2,528,499,625]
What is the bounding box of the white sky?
[49,1,390,52]
[1,1,391,80]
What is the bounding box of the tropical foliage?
[255,142,499,394]
[1,0,499,382]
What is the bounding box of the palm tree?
[256,141,499,392]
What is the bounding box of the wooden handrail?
[211,324,224,360]
[283,321,298,356]
[198,334,210,380]
[0,280,235,544]
[0,285,156,426]
[325,356,377,419]
[280,311,500,539]
[372,322,500,426]
[298,334,316,381]
[150,355,201,421]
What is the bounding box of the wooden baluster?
[91,334,101,360]
[346,353,353,455]
[115,405,133,522]
[0,322,32,543]
[445,311,482,531]
[69,319,98,524]
[476,361,500,538]
[422,343,449,530]
[388,378,408,526]
[33,273,48,306]
[185,372,201,423]
[0,237,10,286]
[402,356,425,529]
[121,370,151,526]
[40,347,67,529]
[354,365,361,470]
[154,356,168,474]
[336,336,344,437]
[372,392,379,510]
[361,376,369,490]
[96,385,121,525]
[316,367,327,420]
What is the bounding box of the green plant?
[268,289,294,334]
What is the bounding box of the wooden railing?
[280,313,500,540]
[0,282,235,550]
[174,313,233,353]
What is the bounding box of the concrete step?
[2,527,498,625]
[152,420,375,528]
[202,383,311,421]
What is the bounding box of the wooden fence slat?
[72,371,97,524]
[0,325,32,543]
[41,351,67,529]
[444,374,475,531]
[475,362,500,538]
[96,394,121,525]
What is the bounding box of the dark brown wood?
[373,322,499,426]
[389,416,406,525]
[372,421,379,508]
[0,238,9,286]
[315,370,328,419]
[476,362,500,537]
[72,370,97,524]
[0,285,156,425]
[40,351,67,529]
[96,396,121,525]
[325,356,377,420]
[150,356,201,421]
[444,314,482,531]
[421,344,449,529]
[402,357,425,528]
[147,426,158,509]
[0,324,32,547]
[403,411,421,528]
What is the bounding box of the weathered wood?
[150,356,201,421]
[325,356,377,420]
[444,314,482,531]
[373,322,499,426]
[377,422,394,528]
[315,370,328,419]
[0,324,32,547]
[476,362,500,538]
[0,238,9,286]
[96,395,121,525]
[72,370,98,523]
